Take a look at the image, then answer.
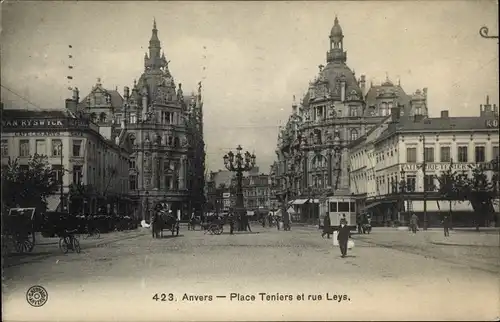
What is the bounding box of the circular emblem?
[26,285,48,307]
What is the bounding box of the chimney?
[72,87,79,102]
[391,106,400,122]
[441,110,449,118]
[494,104,498,117]
[124,86,130,99]
[292,95,297,114]
[413,114,425,123]
[65,98,77,113]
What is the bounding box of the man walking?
[410,213,418,234]
[442,215,450,237]
[337,219,351,258]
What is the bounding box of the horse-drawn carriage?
[152,206,180,238]
[2,208,37,254]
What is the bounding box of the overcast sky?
[1,1,498,172]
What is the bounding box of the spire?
[149,18,161,59]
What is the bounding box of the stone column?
[152,153,159,189]
[327,150,333,186]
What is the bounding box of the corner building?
[271,17,429,224]
[74,21,205,221]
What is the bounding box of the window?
[457,146,468,162]
[129,113,137,124]
[350,129,359,141]
[19,139,30,157]
[72,140,82,157]
[424,147,434,162]
[349,202,355,212]
[73,165,82,185]
[20,165,29,172]
[34,140,46,155]
[52,165,63,185]
[129,160,136,169]
[338,202,349,212]
[440,146,451,163]
[475,146,485,163]
[406,147,417,163]
[380,102,388,116]
[164,176,171,190]
[329,202,337,212]
[424,175,435,191]
[52,140,62,156]
[406,175,416,192]
[349,107,358,117]
[129,175,137,190]
[493,146,499,160]
[1,140,8,157]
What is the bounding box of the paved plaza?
[2,225,499,321]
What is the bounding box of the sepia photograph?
[1,1,499,321]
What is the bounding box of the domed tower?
[327,16,346,64]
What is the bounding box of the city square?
[1,1,499,321]
[2,225,499,320]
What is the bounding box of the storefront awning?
[292,199,309,205]
[307,199,320,204]
[362,201,382,211]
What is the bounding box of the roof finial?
[486,95,490,105]
[334,15,339,25]
[385,72,389,82]
[153,17,157,30]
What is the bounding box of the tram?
[319,196,357,231]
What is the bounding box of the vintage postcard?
[1,1,499,321]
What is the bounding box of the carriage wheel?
[27,232,35,252]
[218,226,224,235]
[74,238,81,253]
[59,238,69,254]
[94,229,101,240]
[24,240,34,253]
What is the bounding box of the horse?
[152,211,179,238]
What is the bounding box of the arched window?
[350,129,359,141]
[90,112,97,123]
[168,136,173,146]
[174,137,180,148]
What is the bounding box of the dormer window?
[380,102,388,116]
[99,112,107,123]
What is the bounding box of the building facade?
[68,20,206,220]
[271,16,428,223]
[1,109,132,215]
[349,98,499,226]
[242,169,271,211]
[205,170,234,214]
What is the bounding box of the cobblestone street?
[2,226,499,321]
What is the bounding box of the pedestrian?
[322,213,331,238]
[229,213,235,235]
[276,214,281,230]
[410,213,418,234]
[283,207,291,231]
[442,215,450,237]
[337,219,351,258]
[245,215,252,232]
[357,214,363,234]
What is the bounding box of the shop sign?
[485,119,499,128]
[2,118,90,129]
[14,132,61,137]
[401,162,495,172]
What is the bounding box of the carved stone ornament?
[181,136,189,147]
[144,154,152,172]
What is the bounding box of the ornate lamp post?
[223,145,256,231]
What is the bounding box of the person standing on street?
[442,215,450,237]
[410,213,418,234]
[228,212,235,235]
[321,213,331,239]
[337,219,351,258]
[283,207,291,231]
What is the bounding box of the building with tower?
[67,20,206,220]
[270,16,429,224]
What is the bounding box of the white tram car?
[319,196,357,231]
